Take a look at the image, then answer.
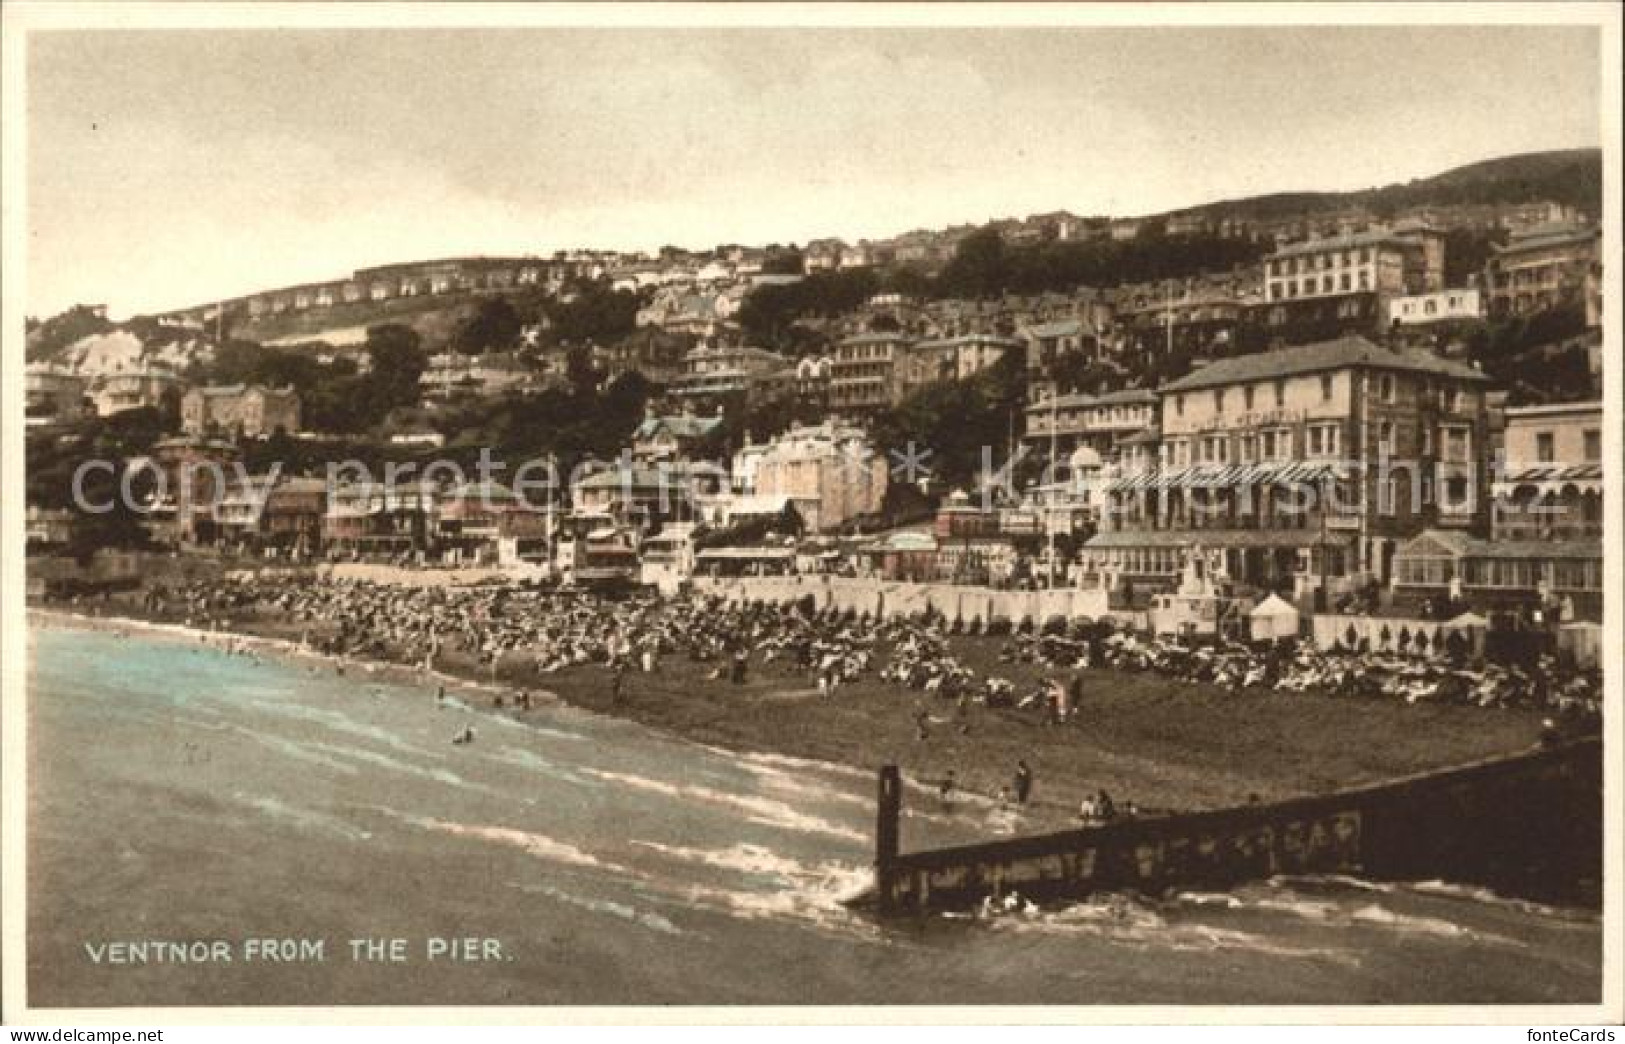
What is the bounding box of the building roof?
[1159,337,1485,393]
[1396,529,1601,560]
[632,413,724,440]
[192,383,295,398]
[1092,388,1159,406]
[839,332,915,347]
[1025,387,1162,413]
[1496,223,1598,255]
[725,494,795,517]
[1023,319,1086,339]
[916,334,1022,349]
[881,531,939,552]
[1268,228,1412,260]
[573,466,673,491]
[1502,400,1602,420]
[1085,528,1352,550]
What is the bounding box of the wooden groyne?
[852,737,1602,914]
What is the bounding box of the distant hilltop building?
[1258,222,1444,342]
[152,255,599,330]
[1482,222,1602,325]
[23,363,89,426]
[181,384,301,437]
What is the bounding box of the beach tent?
[1558,621,1602,669]
[1248,593,1300,641]
[1440,611,1489,659]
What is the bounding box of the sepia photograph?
[2,2,1620,1025]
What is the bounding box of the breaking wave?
[584,768,868,844]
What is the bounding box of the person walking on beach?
[610,664,626,708]
[1013,759,1033,805]
[938,769,957,810]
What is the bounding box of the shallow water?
[26,623,1602,1006]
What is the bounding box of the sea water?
[25,622,1602,1006]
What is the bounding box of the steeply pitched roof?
[1159,337,1484,393]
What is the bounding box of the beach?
[25,618,1604,1006]
[32,558,1552,822]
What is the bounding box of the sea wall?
[325,562,547,588]
[867,738,1601,913]
[692,576,1112,625]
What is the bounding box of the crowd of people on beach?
[129,571,1602,727]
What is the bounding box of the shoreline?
[26,593,1550,826]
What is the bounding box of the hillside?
[1180,148,1601,222]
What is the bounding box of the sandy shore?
[28,593,1547,821]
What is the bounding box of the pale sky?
[25,25,1602,319]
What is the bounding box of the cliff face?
[34,327,214,376]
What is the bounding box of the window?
[1380,374,1395,403]
[1274,380,1286,408]
[1321,374,1335,401]
[1535,432,1555,463]
[1442,425,1471,464]
[1340,274,1351,292]
[1584,429,1601,462]
[1422,425,1433,456]
[1213,389,1225,413]
[1358,270,1371,291]
[1175,394,1185,417]
[1308,422,1341,458]
[1244,385,1255,411]
[1379,420,1395,455]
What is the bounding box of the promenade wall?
[325,562,546,588]
[692,576,1111,625]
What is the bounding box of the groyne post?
[875,764,902,913]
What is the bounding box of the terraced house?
[828,332,917,417]
[1088,336,1489,601]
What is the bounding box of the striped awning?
[1495,463,1603,497]
[1106,460,1349,494]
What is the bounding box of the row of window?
[1160,422,1472,466]
[1172,374,1468,418]
[1533,429,1603,463]
[1268,270,1372,300]
[1267,248,1376,277]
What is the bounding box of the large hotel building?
[1086,335,1488,600]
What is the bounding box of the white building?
[1386,288,1482,327]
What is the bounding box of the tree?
[451,297,523,355]
[565,345,600,398]
[936,227,1008,299]
[545,282,638,346]
[365,324,427,410]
